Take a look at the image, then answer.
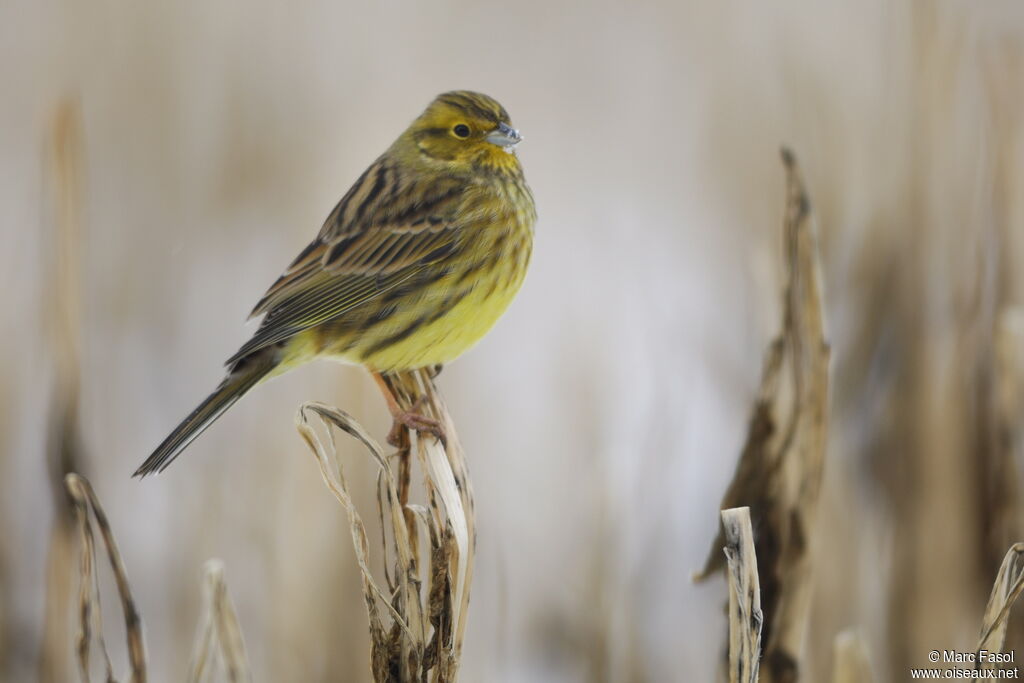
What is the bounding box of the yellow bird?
[134,91,535,477]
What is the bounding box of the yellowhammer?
[134,91,535,477]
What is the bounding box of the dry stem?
[64,473,146,683]
[188,560,252,683]
[722,507,763,683]
[976,543,1024,670]
[698,149,830,683]
[41,97,88,683]
[295,367,475,682]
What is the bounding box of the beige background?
[3,1,1024,681]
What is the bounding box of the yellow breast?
[311,173,535,372]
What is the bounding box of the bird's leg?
[371,371,447,448]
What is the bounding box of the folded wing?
[226,160,466,368]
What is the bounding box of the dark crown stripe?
[438,93,503,124]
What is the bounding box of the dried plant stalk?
[698,150,830,683]
[64,473,146,683]
[382,369,475,660]
[188,560,252,683]
[40,97,88,683]
[297,402,424,678]
[721,507,763,683]
[296,367,474,682]
[976,543,1024,670]
[829,631,873,683]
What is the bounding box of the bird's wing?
[225,159,466,367]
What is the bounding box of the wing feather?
[229,157,466,367]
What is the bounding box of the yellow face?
[406,91,523,173]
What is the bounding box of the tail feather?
[133,358,273,477]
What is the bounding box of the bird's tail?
[133,354,275,478]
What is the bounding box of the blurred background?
[3,0,1024,681]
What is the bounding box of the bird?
[133,91,535,477]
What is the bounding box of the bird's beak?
[486,122,522,151]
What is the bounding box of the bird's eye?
[452,124,471,139]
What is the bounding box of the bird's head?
[399,91,523,174]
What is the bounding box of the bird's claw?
[386,402,447,448]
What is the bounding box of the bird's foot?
[386,397,447,448]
